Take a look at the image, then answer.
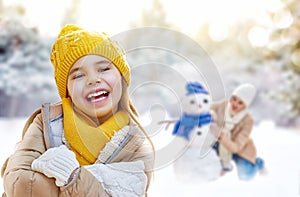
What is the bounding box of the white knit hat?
[232,83,256,106]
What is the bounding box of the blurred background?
[1,0,300,127]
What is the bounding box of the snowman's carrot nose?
[198,104,202,108]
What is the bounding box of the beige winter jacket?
[211,100,257,164]
[1,103,154,197]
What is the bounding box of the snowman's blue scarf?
[172,112,213,140]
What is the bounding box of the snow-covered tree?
[124,0,224,118]
[191,0,300,126]
[265,0,300,126]
[0,19,58,116]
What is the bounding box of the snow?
[0,118,26,194]
[0,118,300,196]
[148,120,300,197]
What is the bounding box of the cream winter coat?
[211,100,257,164]
[1,103,154,197]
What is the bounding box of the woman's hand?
[210,122,222,139]
[210,110,218,123]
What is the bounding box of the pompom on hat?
[232,83,256,106]
[50,24,130,99]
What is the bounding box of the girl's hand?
[84,160,147,197]
[210,110,218,122]
[210,122,222,139]
[31,145,79,187]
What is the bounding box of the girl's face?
[230,95,246,114]
[67,55,122,123]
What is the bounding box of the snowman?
[171,82,222,183]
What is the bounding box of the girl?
[1,24,154,196]
[210,83,265,180]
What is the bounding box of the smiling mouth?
[232,105,238,111]
[86,90,109,103]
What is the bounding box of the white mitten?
[84,160,147,197]
[31,145,79,186]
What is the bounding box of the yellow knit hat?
[50,24,130,98]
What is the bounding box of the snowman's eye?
[190,100,195,104]
[203,99,208,103]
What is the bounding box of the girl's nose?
[87,75,101,86]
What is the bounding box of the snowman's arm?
[158,120,178,130]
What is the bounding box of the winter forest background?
[0,0,300,196]
[0,0,300,126]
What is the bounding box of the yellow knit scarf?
[62,97,129,165]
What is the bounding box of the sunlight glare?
[208,22,229,42]
[3,0,72,36]
[248,27,270,47]
[78,0,151,35]
[2,0,289,39]
[163,0,285,38]
[273,9,294,29]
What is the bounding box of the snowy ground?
[148,120,300,197]
[0,118,300,196]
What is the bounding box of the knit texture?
[31,145,79,187]
[84,161,147,197]
[186,82,209,95]
[172,113,213,140]
[232,83,256,106]
[50,24,130,98]
[96,125,131,163]
[62,97,129,165]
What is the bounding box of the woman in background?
[210,83,265,180]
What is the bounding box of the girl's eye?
[72,73,84,79]
[99,67,110,72]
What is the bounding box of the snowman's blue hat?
[186,82,208,95]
